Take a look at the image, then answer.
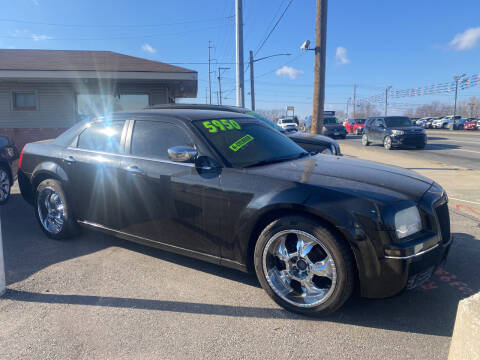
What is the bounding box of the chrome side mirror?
[168,146,198,163]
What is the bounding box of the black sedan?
[148,104,341,156]
[0,135,18,204]
[18,109,452,316]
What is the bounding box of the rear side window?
[77,121,125,153]
[131,121,194,160]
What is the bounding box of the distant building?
[0,49,197,148]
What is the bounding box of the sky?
[1,0,480,118]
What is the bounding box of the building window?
[12,91,37,111]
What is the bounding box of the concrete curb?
[448,292,480,360]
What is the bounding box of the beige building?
[0,49,197,148]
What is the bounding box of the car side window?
[131,121,194,160]
[375,119,384,127]
[76,121,125,153]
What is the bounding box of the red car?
[464,119,478,130]
[345,118,366,135]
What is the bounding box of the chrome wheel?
[0,169,10,202]
[262,230,337,308]
[384,136,392,150]
[37,187,65,234]
[361,134,369,146]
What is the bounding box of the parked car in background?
[432,117,449,129]
[464,118,478,130]
[322,116,347,139]
[344,118,366,135]
[148,104,342,155]
[17,109,452,316]
[277,118,298,132]
[362,116,427,150]
[447,119,466,130]
[422,118,434,129]
[0,135,18,204]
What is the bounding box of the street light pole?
[248,52,290,111]
[217,67,230,105]
[235,0,245,107]
[385,85,392,116]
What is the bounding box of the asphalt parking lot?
[1,181,480,359]
[337,129,480,170]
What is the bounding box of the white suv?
[277,118,298,131]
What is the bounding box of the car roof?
[106,109,252,122]
[146,103,250,114]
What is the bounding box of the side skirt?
[77,220,248,272]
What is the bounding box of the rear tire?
[0,166,11,205]
[34,179,78,240]
[254,215,355,316]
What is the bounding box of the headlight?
[391,130,404,136]
[395,206,422,239]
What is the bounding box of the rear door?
[118,118,224,257]
[61,120,127,229]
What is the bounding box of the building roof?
[0,49,195,73]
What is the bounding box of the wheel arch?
[245,206,360,288]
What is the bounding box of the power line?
[0,16,234,28]
[254,0,294,56]
[0,23,230,41]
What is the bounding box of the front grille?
[435,201,450,243]
[402,135,425,144]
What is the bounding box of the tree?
[256,109,285,122]
[354,102,381,118]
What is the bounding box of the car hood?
[287,132,334,145]
[389,126,424,132]
[246,154,433,203]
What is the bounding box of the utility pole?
[235,0,245,107]
[452,74,466,130]
[352,84,357,119]
[205,87,208,104]
[346,97,351,119]
[385,85,392,116]
[208,41,214,104]
[217,67,230,105]
[311,0,328,134]
[249,50,255,111]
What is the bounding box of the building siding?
[0,82,76,129]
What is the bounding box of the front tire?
[384,136,393,150]
[361,134,370,146]
[35,179,78,240]
[0,166,11,205]
[254,216,355,316]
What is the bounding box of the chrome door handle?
[125,166,144,175]
[63,156,76,163]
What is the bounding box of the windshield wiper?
[244,152,309,168]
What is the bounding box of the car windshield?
[280,119,295,124]
[246,111,285,133]
[385,117,412,127]
[355,119,366,124]
[324,117,340,124]
[194,118,307,168]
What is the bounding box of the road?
[1,183,480,359]
[337,130,480,170]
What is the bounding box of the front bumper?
[324,129,347,138]
[353,184,452,298]
[391,134,427,147]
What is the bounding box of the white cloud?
[335,46,349,65]
[31,34,51,41]
[450,27,480,51]
[275,65,303,79]
[141,43,156,53]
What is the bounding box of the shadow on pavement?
[2,194,480,338]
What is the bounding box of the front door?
[118,119,224,257]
